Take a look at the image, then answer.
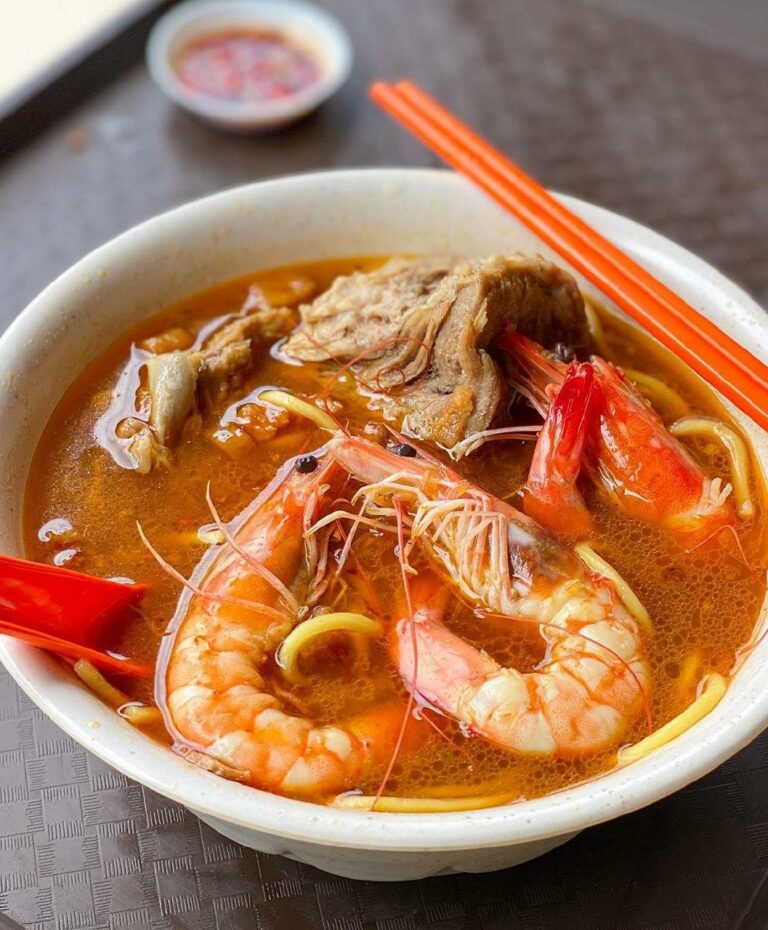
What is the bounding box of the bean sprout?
[445,425,542,460]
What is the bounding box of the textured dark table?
[1,1,767,928]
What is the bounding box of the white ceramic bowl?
[146,0,352,132]
[0,170,766,881]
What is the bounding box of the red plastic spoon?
[0,555,151,678]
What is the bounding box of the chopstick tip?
[369,80,391,101]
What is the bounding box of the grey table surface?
[1,1,767,928]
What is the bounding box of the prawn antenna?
[372,498,418,809]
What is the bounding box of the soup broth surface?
[24,257,767,806]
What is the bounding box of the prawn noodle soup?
[24,254,766,811]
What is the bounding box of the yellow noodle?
[118,704,163,726]
[583,298,610,357]
[414,780,515,799]
[622,368,690,419]
[74,659,128,708]
[675,650,702,701]
[259,390,337,432]
[277,612,382,683]
[575,544,652,631]
[670,416,754,519]
[76,662,163,729]
[618,673,727,765]
[332,793,514,812]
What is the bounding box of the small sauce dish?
[147,0,352,132]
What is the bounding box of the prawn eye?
[553,342,576,363]
[391,442,417,457]
[295,454,318,474]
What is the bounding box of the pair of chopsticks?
[370,80,768,433]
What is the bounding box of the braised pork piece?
[284,255,589,446]
[103,254,589,470]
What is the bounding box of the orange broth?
[23,257,767,806]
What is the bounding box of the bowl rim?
[1,167,767,853]
[146,0,353,123]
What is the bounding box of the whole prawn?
[501,330,733,541]
[330,436,651,756]
[157,454,412,797]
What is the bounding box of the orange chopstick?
[370,80,768,433]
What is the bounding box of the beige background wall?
[0,0,154,106]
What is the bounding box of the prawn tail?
[523,363,598,537]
